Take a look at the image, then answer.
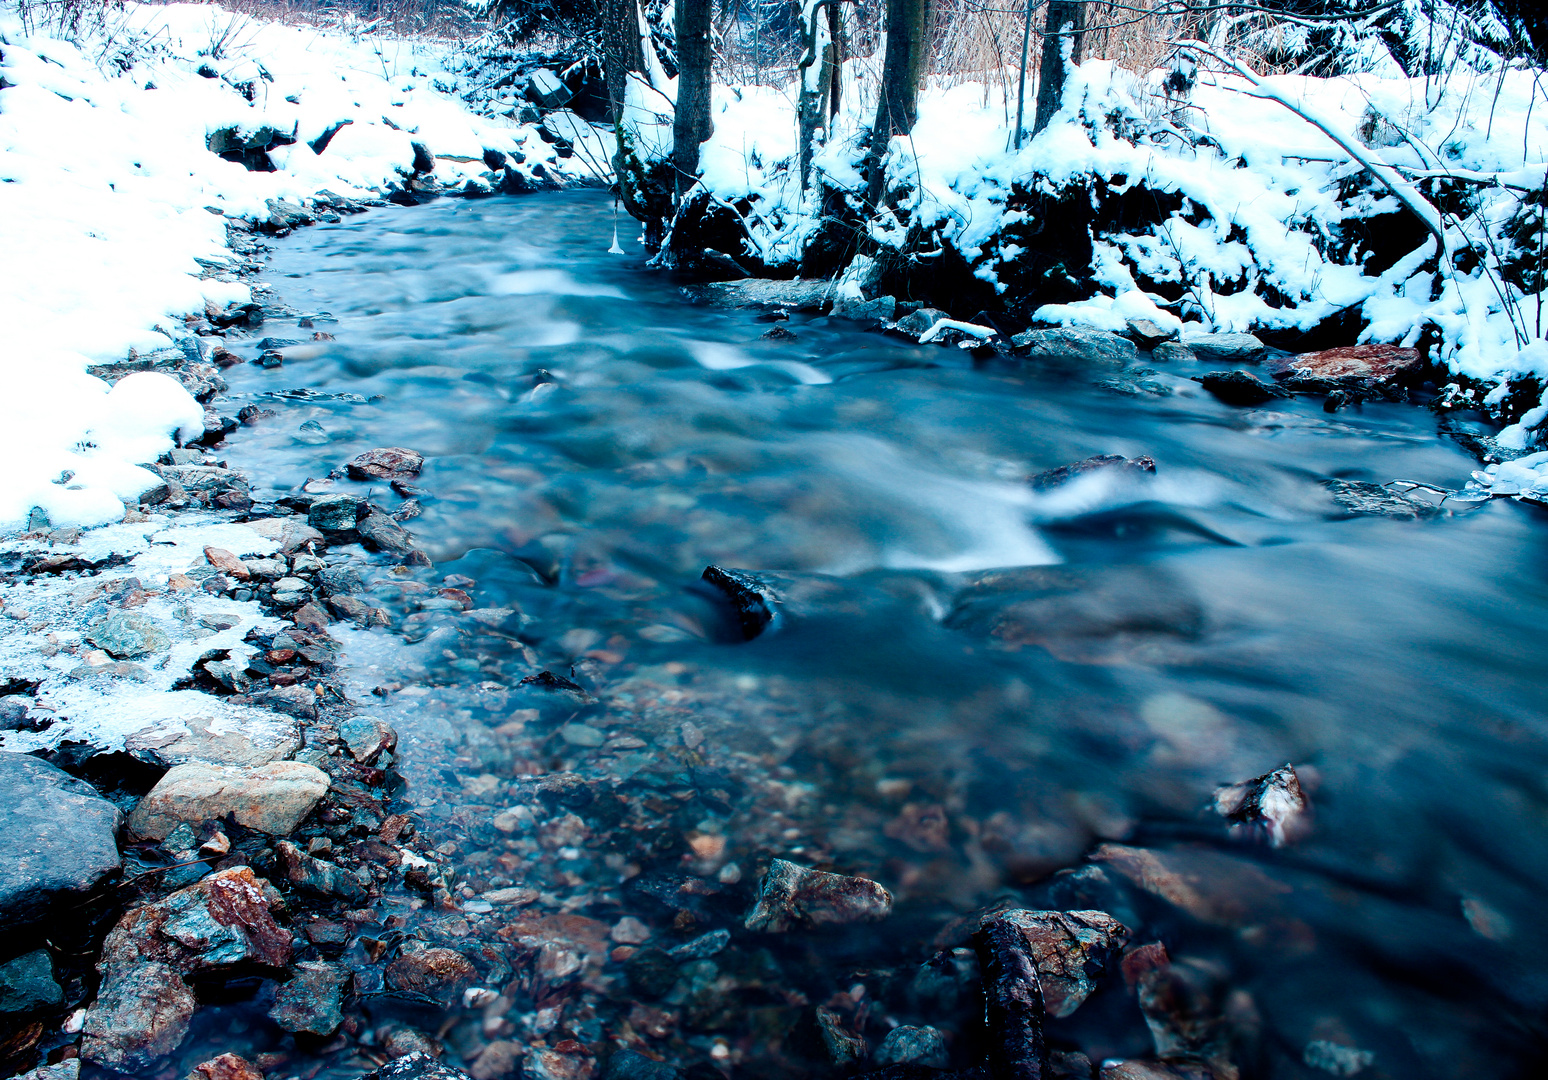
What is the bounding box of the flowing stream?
[211,190,1548,1079]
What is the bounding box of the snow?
[0,1,609,533]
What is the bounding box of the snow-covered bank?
[682,50,1548,446]
[0,1,606,531]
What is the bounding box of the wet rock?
[1181,332,1266,363]
[470,1041,525,1080]
[518,670,586,694]
[1091,844,1289,928]
[269,961,349,1036]
[667,929,730,960]
[1135,955,1234,1066]
[1302,1040,1374,1076]
[1274,343,1420,391]
[623,947,679,999]
[364,1052,474,1080]
[974,913,1050,1080]
[244,516,324,554]
[1212,764,1309,847]
[380,1030,445,1061]
[895,307,950,337]
[1048,1051,1095,1079]
[1322,478,1439,519]
[873,1026,948,1068]
[0,950,63,1014]
[0,754,122,934]
[527,1046,594,1080]
[275,841,368,903]
[346,447,424,480]
[308,494,363,533]
[357,510,417,554]
[1013,327,1138,365]
[682,278,833,312]
[328,595,391,626]
[317,564,368,596]
[744,859,893,932]
[385,948,476,1003]
[987,909,1129,1018]
[603,1050,679,1080]
[124,697,302,768]
[275,580,316,607]
[16,1063,81,1080]
[341,716,398,764]
[832,295,897,324]
[1100,1063,1217,1080]
[191,1053,264,1080]
[1151,341,1195,363]
[159,465,243,493]
[82,867,290,1071]
[204,546,250,580]
[701,565,780,640]
[87,611,170,659]
[129,760,329,840]
[815,1006,867,1065]
[1030,454,1156,492]
[1193,370,1289,406]
[1126,319,1178,349]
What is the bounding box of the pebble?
[744,859,893,932]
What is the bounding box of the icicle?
[608,197,626,255]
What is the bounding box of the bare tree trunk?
[601,0,646,128]
[864,0,932,208]
[1032,0,1083,136]
[673,0,715,199]
[798,0,843,190]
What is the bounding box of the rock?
[1030,454,1156,492]
[1013,326,1138,365]
[87,611,170,659]
[159,464,242,493]
[815,1006,866,1065]
[483,887,539,906]
[346,448,424,481]
[82,868,290,1071]
[16,1062,80,1080]
[974,914,1050,1080]
[470,1041,525,1080]
[1181,331,1266,362]
[1212,764,1309,847]
[385,948,476,1002]
[243,516,324,554]
[682,278,833,312]
[527,1047,594,1080]
[1322,478,1439,519]
[526,68,572,108]
[873,1026,948,1068]
[985,909,1130,1018]
[357,509,417,554]
[308,494,363,532]
[190,1054,264,1080]
[603,1050,679,1080]
[274,578,314,606]
[744,859,892,932]
[269,961,349,1036]
[1091,843,1289,927]
[701,565,780,640]
[610,917,651,945]
[0,754,122,934]
[1193,370,1289,406]
[0,950,63,1014]
[666,929,729,960]
[341,716,398,764]
[275,841,367,903]
[1272,343,1422,392]
[380,1030,446,1060]
[128,760,329,840]
[894,307,950,337]
[1126,318,1178,348]
[317,564,367,596]
[1101,1063,1218,1080]
[328,595,390,626]
[410,141,436,174]
[1302,1040,1375,1076]
[832,295,897,324]
[204,546,250,579]
[1135,955,1233,1064]
[124,695,303,768]
[1151,341,1196,363]
[364,1053,474,1080]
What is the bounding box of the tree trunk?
[600,0,646,128]
[864,0,932,208]
[1032,0,1084,136]
[797,0,843,191]
[673,0,715,198]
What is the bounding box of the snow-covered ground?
[0,1,605,532]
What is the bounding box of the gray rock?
[272,577,312,606]
[986,908,1130,1018]
[873,1025,948,1068]
[243,516,324,554]
[308,493,362,532]
[357,509,416,554]
[1150,340,1196,363]
[745,859,892,933]
[682,278,834,312]
[128,760,330,840]
[341,716,398,764]
[269,961,349,1036]
[0,949,63,1014]
[316,563,367,596]
[667,929,730,960]
[604,1050,680,1080]
[327,595,389,626]
[87,611,170,659]
[1012,327,1138,365]
[81,959,197,1070]
[0,754,122,934]
[1126,318,1177,348]
[894,307,949,337]
[15,1061,80,1080]
[365,1053,476,1080]
[124,697,302,768]
[275,841,367,903]
[243,557,287,581]
[831,295,897,324]
[1030,454,1155,492]
[1182,331,1266,362]
[157,465,242,493]
[1193,369,1290,406]
[1322,478,1440,520]
[815,1006,866,1065]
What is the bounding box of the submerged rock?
[744,859,893,932]
[1193,370,1290,405]
[1322,478,1439,519]
[1030,454,1156,492]
[129,760,330,840]
[191,1053,265,1080]
[0,754,122,934]
[815,1006,867,1065]
[270,961,349,1036]
[1212,763,1309,847]
[276,840,367,903]
[1014,326,1138,365]
[385,948,477,1003]
[682,278,833,312]
[363,1053,476,1080]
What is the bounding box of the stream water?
[215,190,1548,1080]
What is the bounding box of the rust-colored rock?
[1092,843,1290,928]
[884,803,950,852]
[384,948,476,1000]
[203,546,250,580]
[191,1053,264,1080]
[987,908,1131,1018]
[346,447,424,481]
[1285,343,1421,382]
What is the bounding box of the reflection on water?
[214,191,1548,1079]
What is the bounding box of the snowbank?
[0,1,605,532]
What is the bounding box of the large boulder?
[1181,331,1266,363]
[0,753,122,934]
[82,867,291,1071]
[128,760,329,840]
[1013,327,1138,365]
